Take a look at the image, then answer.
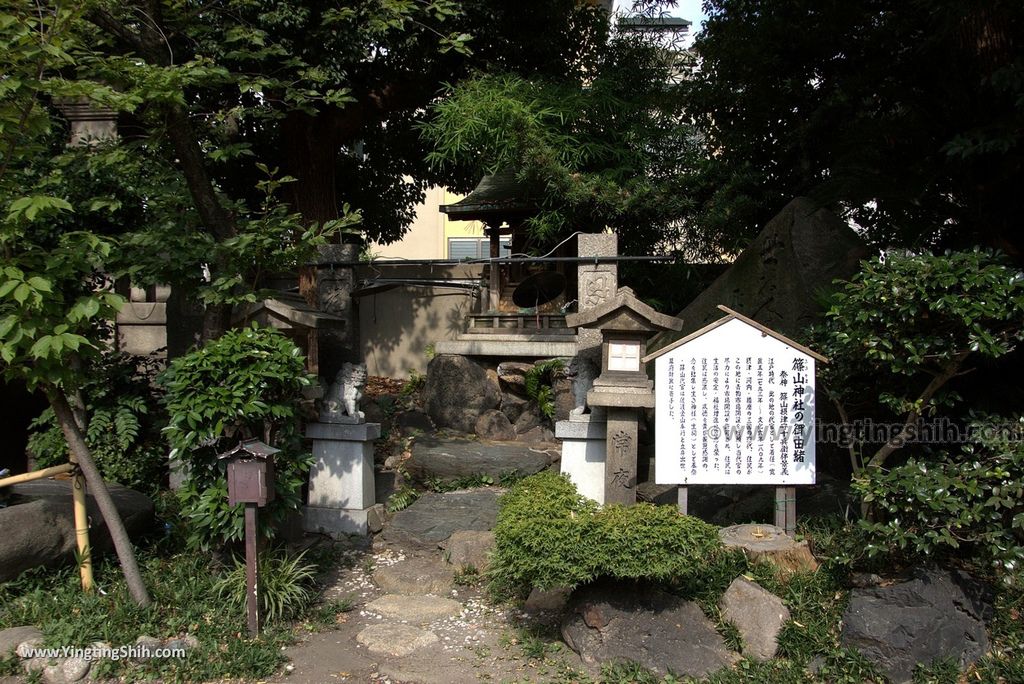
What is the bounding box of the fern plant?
[27,352,166,492]
[524,359,564,420]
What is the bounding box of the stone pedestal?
[304,421,381,536]
[556,414,607,504]
[604,407,639,506]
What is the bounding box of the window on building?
[447,237,511,260]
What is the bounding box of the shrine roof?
[439,169,538,221]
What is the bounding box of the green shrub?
[813,249,1024,475]
[158,325,314,550]
[401,368,426,396]
[212,550,318,623]
[489,471,722,596]
[28,351,167,493]
[856,414,1024,575]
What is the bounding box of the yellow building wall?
[369,186,484,259]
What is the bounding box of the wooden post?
[487,227,501,312]
[70,464,94,592]
[774,486,797,535]
[677,485,688,515]
[245,503,260,636]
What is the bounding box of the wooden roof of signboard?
[641,304,827,363]
[232,292,347,330]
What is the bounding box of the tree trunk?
[48,388,151,607]
[282,109,342,228]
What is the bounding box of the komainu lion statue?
[319,362,368,422]
[565,354,599,416]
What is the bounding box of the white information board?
[653,317,816,485]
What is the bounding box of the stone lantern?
[566,287,682,505]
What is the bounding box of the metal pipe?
[335,255,683,267]
[0,463,76,488]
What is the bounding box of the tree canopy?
[686,0,1024,259]
[0,0,635,600]
[420,6,703,256]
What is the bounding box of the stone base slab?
[306,421,381,441]
[557,418,607,504]
[303,504,383,537]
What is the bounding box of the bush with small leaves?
[856,414,1024,576]
[489,471,722,597]
[814,249,1024,474]
[158,325,314,550]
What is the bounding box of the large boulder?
[0,626,42,658]
[439,530,495,572]
[0,480,154,583]
[841,567,991,683]
[423,354,500,433]
[561,582,739,678]
[405,436,557,481]
[651,197,869,352]
[394,410,435,436]
[496,361,533,397]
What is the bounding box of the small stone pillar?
[556,414,607,504]
[566,287,682,505]
[53,97,118,146]
[303,421,381,536]
[576,233,618,369]
[557,233,618,502]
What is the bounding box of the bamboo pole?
[69,461,94,591]
[0,461,95,591]
[0,463,75,487]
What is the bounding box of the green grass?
[0,543,340,683]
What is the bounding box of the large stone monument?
[303,363,383,536]
[651,197,869,350]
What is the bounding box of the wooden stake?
[677,485,688,515]
[245,503,260,636]
[774,486,797,535]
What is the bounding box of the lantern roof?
[217,438,280,460]
[566,287,683,334]
[232,292,346,330]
